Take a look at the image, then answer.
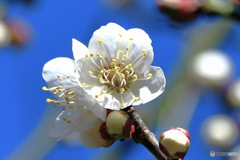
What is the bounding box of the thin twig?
[124,106,167,160]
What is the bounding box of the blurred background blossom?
[1,0,240,160]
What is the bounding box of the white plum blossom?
[42,58,111,148]
[42,23,166,144]
[75,23,166,111]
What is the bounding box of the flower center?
[81,37,152,107]
[98,59,137,94]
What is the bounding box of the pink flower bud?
[159,127,190,159]
[157,0,201,22]
[106,110,135,140]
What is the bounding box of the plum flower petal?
[49,108,98,138]
[131,66,166,105]
[43,57,76,87]
[72,38,89,62]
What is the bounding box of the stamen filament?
[85,58,100,72]
[91,57,103,70]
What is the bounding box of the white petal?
[75,88,107,121]
[72,38,89,62]
[88,23,126,63]
[49,111,72,139]
[104,90,134,110]
[79,119,108,149]
[98,94,121,110]
[68,108,99,132]
[42,57,76,87]
[131,66,166,105]
[126,28,152,44]
[123,29,154,74]
[76,58,105,97]
[50,107,100,138]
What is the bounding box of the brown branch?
[124,106,167,160]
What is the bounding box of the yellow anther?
[59,78,63,81]
[113,59,116,63]
[57,75,60,78]
[54,104,57,107]
[57,86,62,89]
[116,57,119,61]
[142,49,147,56]
[88,71,93,75]
[102,90,107,94]
[97,39,104,43]
[133,74,137,79]
[100,56,104,59]
[129,37,134,40]
[125,71,129,74]
[62,108,66,111]
[128,64,132,67]
[129,68,134,73]
[85,54,89,58]
[46,98,53,103]
[126,46,129,50]
[148,73,153,77]
[69,105,74,109]
[48,89,51,91]
[119,33,123,37]
[95,94,100,98]
[121,103,125,108]
[123,55,127,58]
[57,95,61,99]
[121,74,125,79]
[42,86,48,91]
[120,88,125,93]
[119,50,124,54]
[53,92,57,95]
[90,52,94,57]
[67,75,70,78]
[63,117,67,121]
[97,53,100,56]
[65,97,70,102]
[67,120,71,124]
[82,83,87,87]
[134,97,139,101]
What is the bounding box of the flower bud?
[106,110,135,140]
[157,0,201,22]
[79,120,115,148]
[159,127,190,159]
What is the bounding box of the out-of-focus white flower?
[189,50,233,87]
[75,23,166,111]
[159,127,190,159]
[202,115,238,149]
[0,21,11,47]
